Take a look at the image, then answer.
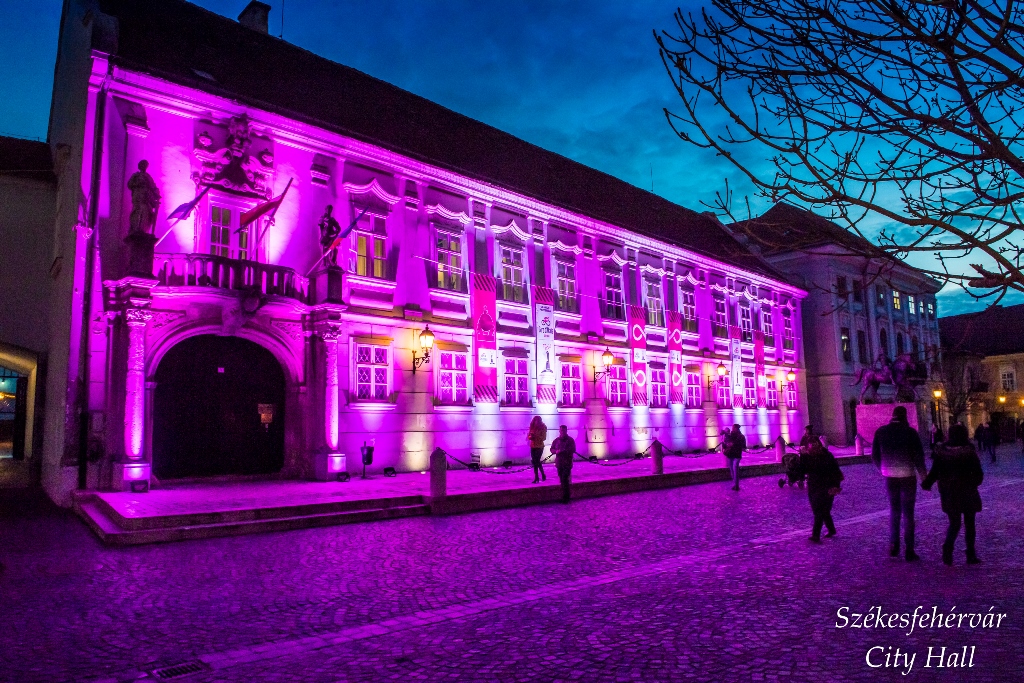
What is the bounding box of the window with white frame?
[766,379,779,408]
[926,301,935,319]
[355,343,390,401]
[713,296,729,337]
[761,308,774,344]
[650,367,667,407]
[604,271,624,319]
[783,309,794,349]
[503,357,529,405]
[500,245,525,302]
[560,361,582,406]
[716,383,732,408]
[209,205,251,260]
[743,376,756,408]
[740,305,753,342]
[645,280,665,327]
[435,230,462,290]
[1001,369,1016,392]
[437,350,469,404]
[785,382,798,408]
[686,372,702,407]
[908,295,917,315]
[679,289,697,331]
[555,261,577,312]
[892,289,902,311]
[607,364,628,405]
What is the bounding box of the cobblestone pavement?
[2,448,1023,682]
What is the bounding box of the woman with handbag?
[526,416,548,484]
[799,438,844,542]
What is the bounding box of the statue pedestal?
[124,232,158,278]
[312,266,344,304]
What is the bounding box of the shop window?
[355,344,390,401]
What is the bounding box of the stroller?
[779,451,804,488]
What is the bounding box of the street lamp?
[932,388,943,432]
[708,361,729,392]
[411,325,435,373]
[933,389,942,399]
[998,395,1007,404]
[592,347,615,383]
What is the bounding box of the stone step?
[92,492,426,531]
[75,497,430,546]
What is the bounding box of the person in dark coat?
[799,425,818,454]
[723,424,746,491]
[799,439,845,542]
[983,421,998,463]
[922,423,983,565]
[550,425,577,503]
[974,423,986,452]
[872,405,927,561]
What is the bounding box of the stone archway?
[152,335,285,479]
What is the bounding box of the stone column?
[314,325,347,480]
[113,307,152,491]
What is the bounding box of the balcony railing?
[154,253,309,301]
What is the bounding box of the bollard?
[651,439,664,475]
[429,447,447,499]
[854,434,864,457]
[775,435,786,463]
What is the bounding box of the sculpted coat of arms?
[192,114,275,197]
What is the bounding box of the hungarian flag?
[240,178,292,229]
[167,185,211,222]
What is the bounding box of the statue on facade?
[318,204,342,267]
[127,160,161,234]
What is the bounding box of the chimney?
[238,1,271,34]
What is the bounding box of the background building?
[0,135,55,484]
[731,203,943,446]
[29,0,808,506]
[940,303,1024,441]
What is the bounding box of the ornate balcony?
[154,253,309,301]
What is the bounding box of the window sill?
[347,401,398,411]
[500,404,535,412]
[557,404,586,413]
[649,407,670,413]
[433,403,474,413]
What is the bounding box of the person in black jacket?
[723,424,746,491]
[922,423,983,565]
[872,406,927,561]
[799,439,844,542]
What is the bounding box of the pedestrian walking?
[983,421,997,463]
[930,423,944,448]
[974,423,986,452]
[799,439,844,542]
[723,423,746,491]
[526,416,548,484]
[871,405,927,561]
[550,425,577,503]
[799,425,817,454]
[922,423,983,566]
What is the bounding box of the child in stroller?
[779,451,805,488]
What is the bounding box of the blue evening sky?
[0,0,999,315]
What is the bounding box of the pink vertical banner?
[667,311,684,404]
[533,286,557,403]
[754,330,766,407]
[472,273,498,402]
[628,304,648,405]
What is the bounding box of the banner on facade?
[472,273,498,403]
[754,330,766,407]
[534,286,557,403]
[729,325,743,403]
[628,304,648,405]
[667,310,684,404]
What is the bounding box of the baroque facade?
[732,204,942,446]
[38,0,807,505]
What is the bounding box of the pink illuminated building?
[37,0,807,504]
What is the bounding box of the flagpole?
[254,178,294,253]
[154,184,210,249]
[304,205,368,277]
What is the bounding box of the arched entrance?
[153,335,285,479]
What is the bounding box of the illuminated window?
[785,383,798,409]
[740,305,753,342]
[645,280,665,327]
[604,272,624,319]
[435,231,462,290]
[680,289,697,331]
[1001,370,1016,392]
[356,233,387,278]
[686,372,702,407]
[743,376,756,408]
[607,364,628,405]
[892,289,901,310]
[650,368,667,407]
[556,261,577,312]
[500,246,525,302]
[503,358,529,405]
[841,327,852,361]
[560,361,582,406]
[437,351,469,404]
[783,310,794,350]
[926,302,935,319]
[355,344,389,401]
[713,297,729,338]
[908,295,916,315]
[716,383,732,408]
[209,206,250,259]
[766,380,779,409]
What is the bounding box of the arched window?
[879,329,889,358]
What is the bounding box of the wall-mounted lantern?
[591,347,615,384]
[411,325,435,373]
